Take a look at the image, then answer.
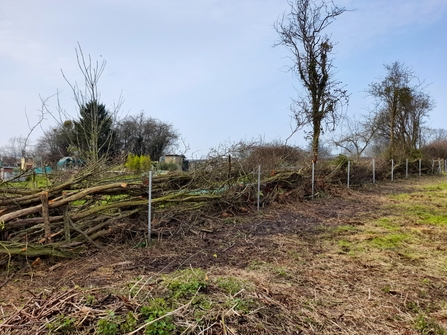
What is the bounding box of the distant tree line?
[0,107,179,168]
[33,107,179,166]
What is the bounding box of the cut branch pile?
[0,156,407,259]
[0,162,316,259]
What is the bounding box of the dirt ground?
[1,177,447,334]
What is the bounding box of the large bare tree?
[274,0,349,162]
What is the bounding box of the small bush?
[125,154,151,173]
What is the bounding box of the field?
[1,175,447,334]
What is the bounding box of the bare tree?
[60,43,123,162]
[274,0,349,163]
[332,114,378,160]
[368,61,434,159]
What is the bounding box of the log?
[0,241,82,258]
[0,203,43,223]
[4,216,63,230]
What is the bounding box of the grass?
[307,178,447,332]
[324,180,447,314]
[332,180,447,255]
[374,217,401,231]
[370,232,411,249]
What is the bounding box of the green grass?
[370,233,411,249]
[334,225,359,234]
[328,179,447,269]
[422,182,447,191]
[374,217,401,231]
[216,276,252,295]
[391,191,447,226]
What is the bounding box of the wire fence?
[145,157,447,240]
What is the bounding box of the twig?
[68,217,101,249]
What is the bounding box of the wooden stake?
[40,192,51,243]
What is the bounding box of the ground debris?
[0,287,137,335]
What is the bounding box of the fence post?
[257,165,261,212]
[311,162,315,199]
[406,158,408,178]
[419,159,421,177]
[432,160,435,175]
[391,159,394,182]
[148,170,152,245]
[372,159,375,184]
[439,160,442,175]
[347,160,350,188]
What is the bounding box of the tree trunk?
[312,116,322,163]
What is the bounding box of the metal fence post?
[148,170,152,245]
[391,159,394,182]
[419,159,421,177]
[257,165,261,212]
[372,159,375,184]
[347,160,350,188]
[406,158,408,178]
[311,162,315,199]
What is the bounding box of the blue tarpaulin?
[34,166,53,174]
[57,157,84,168]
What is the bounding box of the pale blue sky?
[1,0,446,158]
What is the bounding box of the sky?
[1,0,446,159]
